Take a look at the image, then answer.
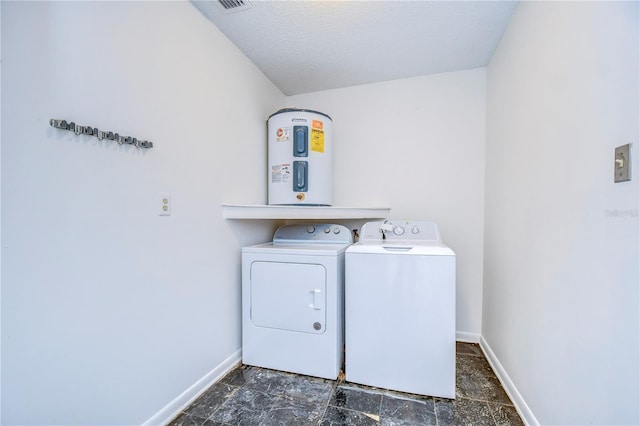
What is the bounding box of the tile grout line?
[377,392,384,423]
[485,399,500,426]
[203,383,241,425]
[317,376,339,424]
[458,394,516,406]
[178,350,521,426]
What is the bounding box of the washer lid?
[346,243,454,256]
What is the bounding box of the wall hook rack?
[49,118,154,149]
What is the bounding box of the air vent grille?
[217,0,252,13]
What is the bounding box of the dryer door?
[250,261,326,334]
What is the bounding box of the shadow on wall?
[226,219,285,248]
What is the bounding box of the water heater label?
[276,127,290,142]
[311,129,325,153]
[271,163,291,183]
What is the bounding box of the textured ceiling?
[192,0,518,95]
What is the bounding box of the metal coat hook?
[49,118,154,149]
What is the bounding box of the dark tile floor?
[169,343,524,425]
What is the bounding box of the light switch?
[614,144,631,183]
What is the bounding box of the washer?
[345,220,456,398]
[242,223,352,380]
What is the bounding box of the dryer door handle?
[309,289,324,311]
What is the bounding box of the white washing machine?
[345,220,456,398]
[242,223,352,380]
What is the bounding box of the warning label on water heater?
[271,163,291,183]
[311,128,324,153]
[276,127,290,142]
[311,120,324,153]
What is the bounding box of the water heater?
[267,108,332,206]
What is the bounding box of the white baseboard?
[456,331,480,343]
[144,337,537,425]
[479,336,538,426]
[143,349,242,426]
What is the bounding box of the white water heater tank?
[268,108,332,206]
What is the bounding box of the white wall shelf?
[222,204,390,220]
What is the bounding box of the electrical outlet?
[160,194,171,216]
[614,144,631,183]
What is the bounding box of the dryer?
[345,220,456,398]
[242,223,352,380]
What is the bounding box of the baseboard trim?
[143,349,242,426]
[456,331,480,343]
[479,336,538,426]
[144,338,537,425]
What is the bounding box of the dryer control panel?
[359,220,441,244]
[273,223,353,244]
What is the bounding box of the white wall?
[1,2,284,424]
[287,69,486,339]
[483,2,639,425]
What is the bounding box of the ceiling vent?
[216,0,252,14]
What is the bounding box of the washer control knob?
[393,226,405,235]
[306,226,315,233]
[333,227,341,234]
[412,227,420,234]
[324,227,331,233]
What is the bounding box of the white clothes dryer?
[345,220,456,398]
[242,223,352,380]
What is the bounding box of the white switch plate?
[614,144,631,183]
[160,194,171,216]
